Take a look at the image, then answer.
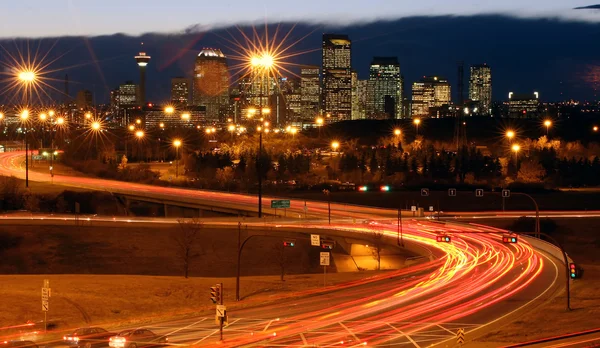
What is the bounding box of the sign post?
[311,234,320,246]
[320,252,330,286]
[42,279,50,332]
[456,328,465,346]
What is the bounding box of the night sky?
[1,3,600,103]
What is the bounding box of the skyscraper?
[134,51,151,106]
[322,34,352,122]
[300,65,320,120]
[367,57,402,119]
[193,48,230,122]
[171,77,190,106]
[469,64,492,115]
[411,76,451,117]
[75,89,93,110]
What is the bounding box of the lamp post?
[544,120,552,137]
[135,130,145,161]
[173,139,182,178]
[20,109,30,188]
[413,118,421,137]
[506,130,515,143]
[512,144,520,177]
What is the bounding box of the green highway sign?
[271,200,291,209]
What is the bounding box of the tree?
[173,218,204,278]
[215,167,234,189]
[517,159,546,183]
[272,242,288,281]
[23,193,40,213]
[370,230,384,271]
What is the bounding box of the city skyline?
[1,16,600,105]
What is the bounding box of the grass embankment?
[0,272,388,332]
[471,218,600,343]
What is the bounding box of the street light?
[594,126,599,132]
[165,106,175,114]
[512,144,521,173]
[135,119,141,125]
[544,120,552,136]
[56,117,65,125]
[173,139,182,178]
[135,130,144,139]
[331,141,340,151]
[506,130,515,141]
[18,71,35,82]
[394,128,401,136]
[413,118,421,136]
[20,109,30,187]
[91,121,101,131]
[85,112,92,120]
[181,113,190,120]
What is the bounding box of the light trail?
[0,151,559,347]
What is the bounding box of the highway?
[0,152,568,347]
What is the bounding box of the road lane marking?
[299,332,308,345]
[387,323,421,348]
[192,329,220,344]
[436,324,455,335]
[263,319,275,331]
[339,322,360,341]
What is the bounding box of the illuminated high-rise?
[171,77,190,106]
[322,34,352,122]
[134,51,151,106]
[411,76,451,117]
[300,65,320,120]
[469,64,492,115]
[367,57,402,119]
[193,48,230,122]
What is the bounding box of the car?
[0,341,38,348]
[108,329,168,348]
[63,327,116,348]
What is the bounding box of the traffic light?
[283,239,296,247]
[502,235,518,243]
[358,185,368,192]
[321,241,335,250]
[210,284,221,304]
[436,235,451,243]
[570,263,578,279]
[380,185,390,192]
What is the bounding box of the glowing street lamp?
[543,120,552,136]
[159,122,165,129]
[316,117,324,126]
[594,126,599,132]
[135,119,142,125]
[39,113,47,121]
[331,141,340,152]
[506,130,515,141]
[128,125,135,131]
[173,139,182,178]
[413,118,421,136]
[20,109,30,187]
[91,121,101,131]
[135,130,144,139]
[262,107,271,115]
[56,117,65,125]
[181,113,190,120]
[164,106,175,114]
[394,128,401,136]
[48,110,55,117]
[85,112,92,120]
[18,71,35,82]
[512,144,521,173]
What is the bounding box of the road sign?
[421,188,429,197]
[448,188,457,197]
[216,305,226,317]
[42,301,49,312]
[320,252,330,266]
[457,328,465,345]
[42,288,49,301]
[502,189,510,198]
[270,200,291,209]
[429,206,434,212]
[410,206,416,212]
[311,234,320,246]
[475,189,484,197]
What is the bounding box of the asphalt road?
[0,152,568,347]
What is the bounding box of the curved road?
[0,152,565,347]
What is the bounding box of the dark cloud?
[574,4,600,9]
[1,15,599,104]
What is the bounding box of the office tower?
[76,89,93,110]
[144,105,207,128]
[508,91,540,118]
[116,82,139,108]
[322,34,352,122]
[366,57,401,119]
[351,71,359,120]
[469,64,492,115]
[134,51,151,106]
[193,48,230,122]
[411,76,451,117]
[300,65,320,120]
[278,77,301,125]
[171,77,190,106]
